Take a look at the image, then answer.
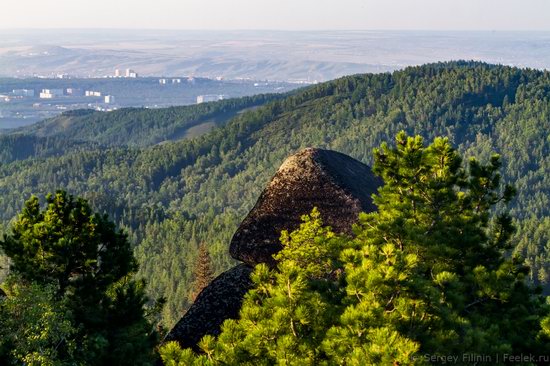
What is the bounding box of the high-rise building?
[125,69,138,78]
[104,95,115,104]
[115,69,121,77]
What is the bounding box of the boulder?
[230,147,382,266]
[163,263,253,351]
[162,148,382,356]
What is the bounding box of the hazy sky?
[1,0,549,31]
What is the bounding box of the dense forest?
[160,133,550,365]
[0,61,549,330]
[0,93,279,163]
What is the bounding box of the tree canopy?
[160,133,550,365]
[0,61,549,328]
[0,191,158,365]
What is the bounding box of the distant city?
[0,68,302,128]
[2,69,219,111]
[2,30,550,128]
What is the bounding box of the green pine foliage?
[0,62,550,327]
[0,191,158,365]
[1,191,135,294]
[160,134,550,365]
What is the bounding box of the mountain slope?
[0,61,549,325]
[16,94,279,146]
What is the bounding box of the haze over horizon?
[2,1,550,85]
[1,30,550,81]
[1,0,550,31]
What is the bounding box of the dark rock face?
[162,148,381,356]
[230,147,382,266]
[163,264,253,350]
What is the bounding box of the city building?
[115,69,121,77]
[160,78,181,84]
[39,89,64,99]
[12,89,35,97]
[85,91,102,97]
[66,88,84,96]
[104,95,115,104]
[125,69,138,78]
[196,94,226,104]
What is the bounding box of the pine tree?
[190,243,214,302]
[161,208,345,365]
[0,191,159,366]
[160,133,550,365]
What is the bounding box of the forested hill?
[0,61,549,327]
[0,93,279,163]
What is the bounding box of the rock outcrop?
[162,148,382,355]
[163,264,253,350]
[230,147,382,266]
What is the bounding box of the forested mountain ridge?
[0,93,280,163]
[0,61,549,327]
[16,93,280,146]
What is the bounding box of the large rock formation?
[162,148,382,355]
[163,264,253,350]
[230,147,382,266]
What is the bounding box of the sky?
[1,0,549,31]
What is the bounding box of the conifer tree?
[190,243,215,302]
[0,191,158,366]
[160,133,550,365]
[161,208,346,365]
[325,132,548,363]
